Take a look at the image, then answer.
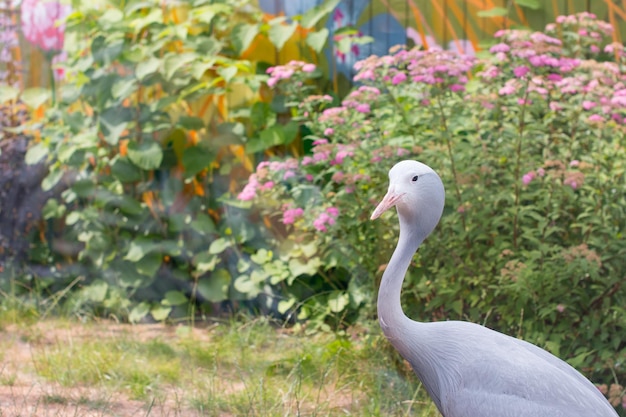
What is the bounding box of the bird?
[370,160,618,417]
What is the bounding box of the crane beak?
[371,189,404,220]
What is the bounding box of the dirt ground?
[0,321,208,417]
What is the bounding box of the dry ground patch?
[0,317,434,417]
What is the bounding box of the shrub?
[17,0,336,321]
[239,12,626,392]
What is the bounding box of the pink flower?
[582,101,596,110]
[21,0,72,51]
[489,43,510,54]
[449,84,465,92]
[499,84,516,95]
[391,72,407,85]
[52,51,67,80]
[355,103,370,113]
[305,174,314,181]
[313,213,330,232]
[282,208,304,225]
[267,77,278,87]
[569,160,580,167]
[513,66,530,78]
[556,304,565,313]
[326,207,339,217]
[238,174,259,201]
[302,63,316,73]
[324,128,334,136]
[549,102,562,111]
[537,168,545,177]
[261,181,274,190]
[283,170,296,180]
[522,171,536,185]
[588,114,604,122]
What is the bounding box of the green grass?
[0,309,439,416]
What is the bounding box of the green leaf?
[99,107,132,145]
[232,23,259,54]
[514,0,541,9]
[112,77,137,100]
[24,142,48,165]
[191,213,215,235]
[209,237,232,255]
[111,157,142,182]
[245,125,286,154]
[177,116,205,130]
[125,239,159,262]
[269,21,297,51]
[289,257,320,277]
[65,211,81,226]
[192,4,232,24]
[328,292,349,313]
[127,140,163,170]
[233,274,260,297]
[99,8,123,27]
[42,199,66,220]
[301,0,341,28]
[277,298,296,314]
[163,290,188,306]
[20,87,51,109]
[306,28,329,53]
[136,57,161,80]
[130,8,163,33]
[163,52,196,80]
[84,280,108,303]
[194,252,219,274]
[218,66,237,83]
[42,169,63,191]
[251,248,272,264]
[477,7,509,17]
[182,145,214,177]
[0,85,19,103]
[129,302,150,323]
[136,253,162,277]
[250,102,273,130]
[197,269,231,303]
[151,304,172,321]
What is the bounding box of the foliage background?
[0,0,624,411]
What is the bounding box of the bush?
[239,12,626,392]
[20,0,336,321]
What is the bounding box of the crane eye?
[411,175,419,182]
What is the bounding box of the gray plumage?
[371,160,618,417]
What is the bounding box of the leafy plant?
[239,12,626,395]
[17,0,336,321]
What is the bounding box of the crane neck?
[377,218,426,339]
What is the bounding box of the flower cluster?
[341,86,381,114]
[522,160,589,190]
[237,159,299,201]
[313,207,339,232]
[266,60,316,87]
[354,46,475,93]
[545,12,613,56]
[21,0,71,52]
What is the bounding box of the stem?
[435,94,470,247]
[48,57,57,106]
[512,80,531,249]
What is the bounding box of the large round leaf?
[127,140,163,170]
